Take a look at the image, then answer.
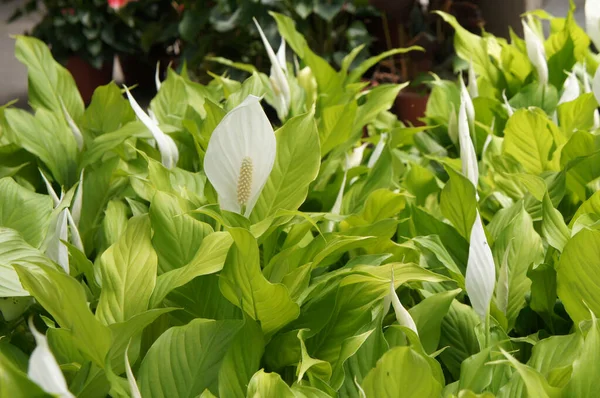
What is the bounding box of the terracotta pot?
[65,56,114,104]
[395,89,429,126]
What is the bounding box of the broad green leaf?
[0,228,55,297]
[14,263,111,367]
[528,333,583,388]
[82,82,135,137]
[348,48,423,84]
[250,113,320,222]
[246,370,296,398]
[150,231,232,308]
[0,177,53,248]
[410,289,462,354]
[557,93,598,135]
[500,349,561,398]
[96,216,158,324]
[14,35,84,120]
[361,346,442,398]
[509,82,558,116]
[0,351,50,398]
[439,300,480,379]
[503,108,556,175]
[150,191,213,273]
[556,228,600,324]
[5,108,78,186]
[560,130,600,201]
[138,318,243,398]
[219,228,300,336]
[297,329,332,383]
[102,199,128,247]
[319,102,358,156]
[354,84,405,134]
[441,167,477,239]
[218,319,264,398]
[541,193,570,251]
[81,121,152,167]
[564,315,600,397]
[493,207,544,329]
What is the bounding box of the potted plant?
[367,0,484,125]
[110,0,182,92]
[8,0,132,103]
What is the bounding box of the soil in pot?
[65,56,114,104]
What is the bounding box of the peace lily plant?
[3,4,600,398]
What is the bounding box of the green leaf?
[354,84,405,134]
[503,108,557,175]
[246,370,296,398]
[493,207,543,330]
[440,167,477,240]
[0,351,50,398]
[410,289,462,354]
[250,113,320,222]
[0,177,53,248]
[439,300,480,379]
[14,35,84,120]
[564,315,600,397]
[96,216,158,324]
[0,228,55,297]
[82,82,135,137]
[5,108,79,186]
[319,101,358,156]
[14,263,111,367]
[348,48,423,84]
[219,228,300,336]
[150,191,213,273]
[500,349,561,398]
[556,228,600,325]
[509,82,558,116]
[150,231,232,308]
[541,193,570,251]
[361,346,442,398]
[557,93,598,135]
[218,319,264,398]
[138,318,243,398]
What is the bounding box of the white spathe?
[155,61,162,92]
[592,66,600,105]
[458,101,479,190]
[522,18,548,86]
[465,211,496,320]
[586,0,600,50]
[558,71,580,105]
[386,270,418,335]
[254,18,291,121]
[502,90,514,117]
[367,133,388,168]
[125,344,142,398]
[459,76,475,131]
[124,87,179,169]
[347,143,368,169]
[204,95,276,217]
[71,169,84,226]
[28,321,75,398]
[468,61,479,99]
[60,98,84,151]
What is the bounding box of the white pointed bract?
[253,18,291,121]
[465,212,496,320]
[71,169,84,226]
[60,98,84,151]
[347,143,367,169]
[387,270,418,335]
[28,321,75,398]
[583,66,600,129]
[467,61,479,98]
[502,91,514,117]
[276,38,287,74]
[586,0,600,50]
[46,209,69,274]
[558,71,580,105]
[204,95,276,217]
[125,343,142,398]
[458,101,479,190]
[522,18,548,86]
[155,61,162,92]
[367,133,387,168]
[124,86,179,169]
[592,67,600,104]
[459,76,475,131]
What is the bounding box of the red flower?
[108,0,137,10]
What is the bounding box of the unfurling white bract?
[71,169,84,226]
[367,133,387,168]
[347,143,368,169]
[522,18,548,86]
[502,90,514,117]
[558,71,580,105]
[592,67,600,105]
[125,342,142,398]
[465,211,496,320]
[155,61,162,92]
[124,86,179,169]
[204,95,276,217]
[459,76,475,134]
[586,0,600,50]
[60,97,84,151]
[385,270,418,335]
[467,61,479,98]
[28,321,75,398]
[253,18,291,121]
[458,101,479,190]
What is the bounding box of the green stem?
[484,310,491,349]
